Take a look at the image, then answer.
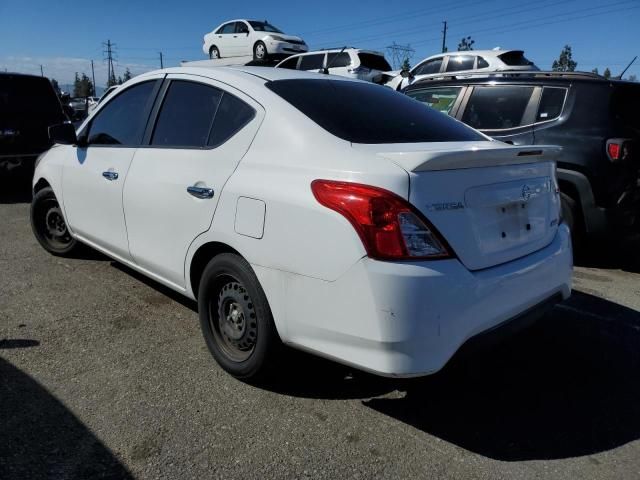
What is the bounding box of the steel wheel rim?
[38,198,72,248]
[210,277,257,362]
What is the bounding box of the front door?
[62,79,161,260]
[123,74,263,287]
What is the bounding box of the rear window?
[498,51,534,67]
[0,76,64,122]
[462,86,535,130]
[611,84,640,131]
[406,87,464,114]
[266,79,485,144]
[536,87,567,122]
[446,55,475,72]
[299,54,325,71]
[357,53,392,71]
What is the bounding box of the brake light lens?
[311,180,451,260]
[606,138,633,162]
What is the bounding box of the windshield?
[266,79,485,144]
[249,21,283,33]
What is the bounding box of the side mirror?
[400,69,412,78]
[321,67,329,74]
[48,123,78,145]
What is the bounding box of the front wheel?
[209,46,220,59]
[253,41,267,61]
[198,253,280,380]
[30,187,78,256]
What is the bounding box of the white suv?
[387,49,539,90]
[32,66,571,380]
[275,48,392,83]
[202,19,307,60]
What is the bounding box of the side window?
[446,55,475,72]
[414,58,442,76]
[477,57,489,69]
[208,93,256,148]
[406,87,464,114]
[537,87,567,122]
[151,81,223,147]
[87,80,158,146]
[220,23,235,34]
[299,54,325,71]
[462,86,535,130]
[235,22,249,34]
[278,56,300,70]
[327,52,352,68]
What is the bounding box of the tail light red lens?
[606,138,633,162]
[311,180,451,261]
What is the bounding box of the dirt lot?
[2,184,640,479]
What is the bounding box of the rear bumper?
[258,224,572,377]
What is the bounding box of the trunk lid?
[354,141,562,271]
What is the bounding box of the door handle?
[102,171,119,181]
[187,186,214,199]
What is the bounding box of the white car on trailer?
[32,67,572,380]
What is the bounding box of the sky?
[1,0,638,88]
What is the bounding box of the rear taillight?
[606,138,633,162]
[311,180,451,261]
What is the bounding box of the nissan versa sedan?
[31,67,572,380]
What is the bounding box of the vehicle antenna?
[618,56,637,79]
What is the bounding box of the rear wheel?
[30,187,78,256]
[209,46,220,59]
[253,41,267,61]
[560,192,584,249]
[198,253,280,379]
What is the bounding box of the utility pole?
[103,40,116,87]
[441,21,448,53]
[90,60,96,96]
[159,51,164,69]
[40,65,44,77]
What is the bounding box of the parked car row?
[32,65,573,381]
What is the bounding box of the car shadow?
[0,342,134,479]
[363,291,640,461]
[575,235,640,274]
[0,177,32,204]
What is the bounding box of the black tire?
[560,192,585,251]
[30,187,78,256]
[253,41,267,61]
[209,46,220,59]
[198,253,280,380]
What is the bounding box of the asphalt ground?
[1,181,640,479]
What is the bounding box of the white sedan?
[202,19,307,60]
[32,67,572,380]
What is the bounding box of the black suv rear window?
[357,53,392,71]
[611,84,640,131]
[0,76,64,123]
[266,79,485,144]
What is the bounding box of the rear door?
[406,85,468,116]
[457,84,539,145]
[62,78,161,260]
[299,53,326,73]
[234,21,251,56]
[122,75,263,287]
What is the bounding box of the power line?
[103,40,117,87]
[386,42,415,70]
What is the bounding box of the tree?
[591,67,599,75]
[73,73,94,97]
[50,78,60,95]
[457,36,474,51]
[603,67,611,79]
[401,57,411,71]
[117,75,123,85]
[628,74,638,82]
[107,70,117,88]
[122,68,132,82]
[552,45,577,72]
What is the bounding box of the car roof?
[405,70,636,90]
[0,72,49,80]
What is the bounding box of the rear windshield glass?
[498,51,534,66]
[357,53,392,72]
[611,84,640,131]
[0,76,64,122]
[266,79,485,144]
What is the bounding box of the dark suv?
[404,71,640,239]
[0,73,68,179]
